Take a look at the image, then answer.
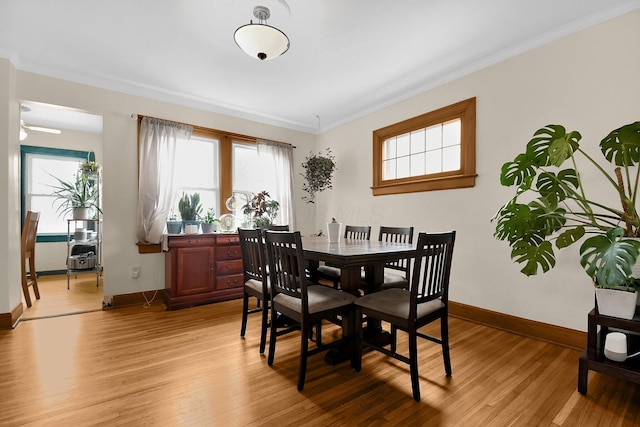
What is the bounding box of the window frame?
[20,145,94,242]
[372,97,476,196]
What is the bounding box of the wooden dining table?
[302,236,416,364]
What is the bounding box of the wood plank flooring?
[21,273,103,320]
[1,296,639,426]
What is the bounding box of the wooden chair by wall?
[316,225,371,288]
[21,211,41,308]
[377,226,414,290]
[354,230,456,401]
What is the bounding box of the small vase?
[327,222,342,243]
[201,223,215,233]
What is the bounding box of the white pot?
[595,287,638,319]
[327,222,342,243]
[73,207,92,220]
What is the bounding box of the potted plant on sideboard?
[493,122,640,319]
[242,191,279,227]
[178,192,203,234]
[166,210,182,234]
[201,208,220,233]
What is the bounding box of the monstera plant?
[493,121,640,290]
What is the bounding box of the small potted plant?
[178,192,203,233]
[50,173,101,220]
[166,209,182,234]
[493,121,640,318]
[301,148,336,203]
[200,208,219,233]
[242,191,279,227]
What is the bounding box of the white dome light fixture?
[234,6,289,61]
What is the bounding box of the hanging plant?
[301,148,336,203]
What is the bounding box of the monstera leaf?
[526,125,581,167]
[511,239,555,276]
[579,227,640,287]
[600,121,640,167]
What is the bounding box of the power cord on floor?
[142,290,158,308]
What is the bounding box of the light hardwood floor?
[21,273,103,320]
[1,295,639,426]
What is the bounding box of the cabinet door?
[176,246,215,296]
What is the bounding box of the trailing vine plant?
[301,148,336,203]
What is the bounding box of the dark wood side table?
[578,304,640,394]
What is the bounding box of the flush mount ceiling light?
[234,5,290,61]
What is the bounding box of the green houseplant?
[242,191,279,227]
[178,192,202,233]
[50,173,101,220]
[301,149,336,203]
[166,209,182,234]
[200,208,219,233]
[493,122,640,317]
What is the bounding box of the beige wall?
[5,70,316,307]
[316,10,640,331]
[0,59,22,315]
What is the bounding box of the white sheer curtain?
[257,139,295,230]
[137,117,193,244]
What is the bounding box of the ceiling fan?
[19,104,61,140]
[20,120,61,141]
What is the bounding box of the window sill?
[372,173,477,196]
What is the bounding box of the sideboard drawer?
[216,245,241,261]
[216,234,240,246]
[216,259,243,276]
[216,273,244,290]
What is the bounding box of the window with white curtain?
[173,135,220,217]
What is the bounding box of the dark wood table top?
[301,236,416,267]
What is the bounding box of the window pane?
[426,152,442,174]
[383,138,396,160]
[383,159,396,180]
[396,155,410,179]
[28,154,85,234]
[443,119,461,147]
[174,136,220,217]
[442,145,461,171]
[425,124,442,151]
[410,152,425,176]
[410,129,425,154]
[396,133,410,157]
[30,195,64,234]
[233,143,261,194]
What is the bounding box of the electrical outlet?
[132,266,141,278]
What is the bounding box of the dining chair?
[317,225,372,288]
[238,228,271,354]
[264,230,358,391]
[354,230,456,401]
[376,226,414,291]
[21,211,41,308]
[265,224,290,231]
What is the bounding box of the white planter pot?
[595,287,638,320]
[73,207,92,220]
[327,222,341,243]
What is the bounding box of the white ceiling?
[2,0,640,134]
